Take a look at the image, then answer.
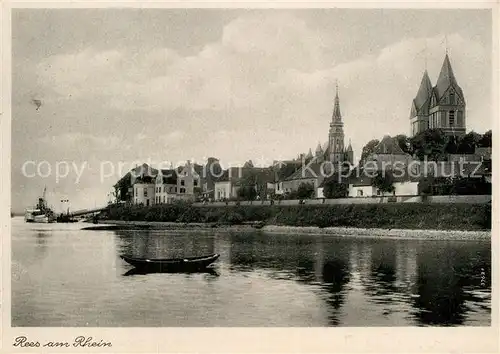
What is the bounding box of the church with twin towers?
[410,52,466,137]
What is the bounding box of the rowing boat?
[120,253,220,272]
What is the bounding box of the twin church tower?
[410,53,466,137]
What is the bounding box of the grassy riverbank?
[105,203,491,231]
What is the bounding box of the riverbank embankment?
[86,202,492,240]
[86,219,490,240]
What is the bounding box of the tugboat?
[24,187,56,223]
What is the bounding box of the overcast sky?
[11,8,492,212]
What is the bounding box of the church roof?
[372,135,407,155]
[434,53,463,100]
[413,70,433,114]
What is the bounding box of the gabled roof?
[434,54,464,100]
[372,135,407,155]
[114,163,158,187]
[273,161,302,181]
[285,160,333,181]
[193,163,204,176]
[160,169,177,184]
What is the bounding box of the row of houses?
[114,135,491,206]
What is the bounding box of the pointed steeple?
[435,53,460,99]
[306,148,313,159]
[414,70,433,109]
[315,142,323,155]
[346,139,353,152]
[332,82,342,121]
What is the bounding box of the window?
[163,196,166,203]
[181,180,185,186]
[180,188,185,194]
[449,111,455,126]
[175,187,177,193]
[377,189,381,196]
[357,189,363,197]
[146,199,149,206]
[193,180,198,187]
[450,91,455,104]
[144,188,147,197]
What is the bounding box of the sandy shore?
[87,220,491,240]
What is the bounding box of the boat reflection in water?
[123,267,219,277]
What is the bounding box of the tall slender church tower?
[328,84,345,163]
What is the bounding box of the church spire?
[435,53,460,99]
[332,81,342,121]
[414,70,433,112]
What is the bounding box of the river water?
[11,217,491,327]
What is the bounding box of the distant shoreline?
[84,220,491,240]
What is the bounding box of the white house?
[133,182,156,206]
[347,171,419,197]
[131,161,199,205]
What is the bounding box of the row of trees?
[360,129,492,163]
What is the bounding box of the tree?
[457,131,481,154]
[395,134,413,155]
[478,130,492,148]
[323,179,348,199]
[297,182,315,199]
[444,135,459,155]
[237,185,257,201]
[115,172,133,202]
[371,172,395,194]
[410,129,447,161]
[360,139,380,164]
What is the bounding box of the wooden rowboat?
[120,253,220,272]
